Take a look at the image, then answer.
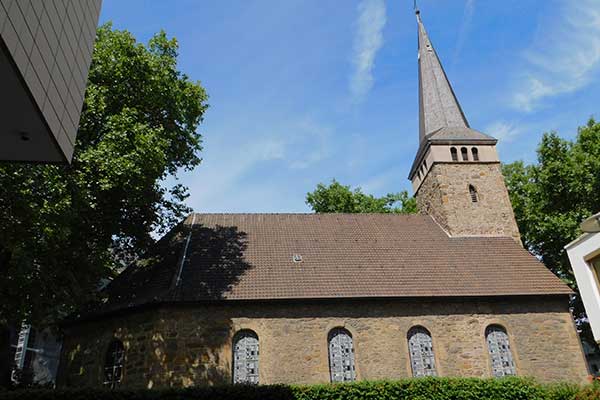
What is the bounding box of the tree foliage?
[0,23,208,325]
[306,180,417,214]
[503,118,600,340]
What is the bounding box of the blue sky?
[99,0,600,213]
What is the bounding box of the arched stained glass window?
[461,147,469,161]
[103,339,125,389]
[408,326,437,377]
[233,330,259,384]
[486,325,516,377]
[450,147,458,161]
[328,328,356,382]
[471,147,479,161]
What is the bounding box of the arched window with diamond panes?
[233,330,259,384]
[328,328,356,382]
[103,339,125,389]
[408,326,437,377]
[486,325,516,377]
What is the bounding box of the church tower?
[409,10,521,243]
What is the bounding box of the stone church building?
[57,11,588,388]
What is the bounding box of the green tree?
[306,179,417,214]
[503,118,600,342]
[0,23,208,326]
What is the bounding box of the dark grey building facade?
[0,0,102,162]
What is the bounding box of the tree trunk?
[0,323,10,388]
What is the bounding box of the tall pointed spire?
[416,10,469,142]
[408,8,497,183]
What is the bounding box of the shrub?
[292,378,578,400]
[0,377,589,400]
[572,381,600,400]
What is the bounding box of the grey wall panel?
[0,0,102,162]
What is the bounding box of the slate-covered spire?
[417,10,469,142]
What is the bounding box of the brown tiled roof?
[101,213,571,312]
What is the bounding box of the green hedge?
[0,377,593,400]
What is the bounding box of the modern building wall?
[11,324,62,385]
[57,297,588,388]
[566,231,600,343]
[0,0,102,162]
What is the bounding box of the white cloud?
[512,0,600,112]
[186,116,332,212]
[484,121,522,143]
[193,133,286,201]
[287,119,332,169]
[349,0,386,101]
[359,169,396,195]
[452,0,475,66]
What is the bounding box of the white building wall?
[566,232,600,343]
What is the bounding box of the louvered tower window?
[233,330,259,384]
[486,325,516,377]
[469,185,478,202]
[450,147,458,161]
[103,340,125,389]
[328,328,356,382]
[471,147,479,161]
[408,326,437,377]
[461,147,469,161]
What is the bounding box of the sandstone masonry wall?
[57,297,588,388]
[416,162,521,242]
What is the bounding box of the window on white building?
[591,256,600,285]
[13,324,36,375]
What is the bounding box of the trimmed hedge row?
[0,377,596,400]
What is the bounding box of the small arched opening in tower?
[461,147,468,161]
[450,147,458,161]
[469,185,478,203]
[471,147,479,161]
